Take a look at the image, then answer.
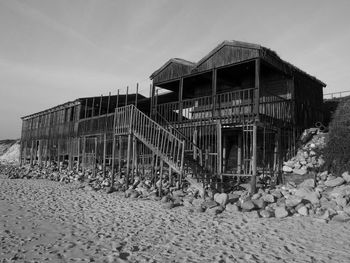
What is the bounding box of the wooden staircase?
[114,105,185,175]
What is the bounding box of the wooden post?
[222,135,227,173]
[82,136,86,174]
[30,140,34,167]
[94,137,98,176]
[68,137,72,170]
[77,137,80,172]
[251,124,258,194]
[254,58,260,120]
[178,78,183,122]
[126,133,132,188]
[217,123,223,191]
[159,160,163,198]
[103,133,107,175]
[131,135,136,183]
[212,69,217,118]
[237,132,242,174]
[135,83,139,108]
[57,139,61,171]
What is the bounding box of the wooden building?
[20,40,326,191]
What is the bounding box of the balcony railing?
[156,88,292,125]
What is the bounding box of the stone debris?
[1,128,350,222]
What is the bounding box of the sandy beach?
[1,175,350,263]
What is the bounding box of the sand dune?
[1,175,350,263]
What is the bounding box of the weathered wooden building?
[20,40,326,190]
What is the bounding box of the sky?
[0,0,349,139]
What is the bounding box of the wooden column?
[82,136,86,173]
[237,132,242,174]
[77,137,80,172]
[251,124,258,193]
[57,139,61,171]
[254,58,261,120]
[68,137,72,170]
[103,133,107,175]
[126,134,132,188]
[150,83,155,119]
[212,69,217,118]
[178,78,183,122]
[222,135,227,173]
[217,122,223,191]
[30,140,34,167]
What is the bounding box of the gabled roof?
[151,40,326,87]
[150,58,195,79]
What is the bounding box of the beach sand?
[1,175,350,263]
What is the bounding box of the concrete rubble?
[1,128,350,223]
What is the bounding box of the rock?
[244,211,260,219]
[295,187,320,204]
[251,193,261,200]
[260,210,273,218]
[241,200,255,211]
[214,193,229,207]
[252,199,266,209]
[207,205,225,215]
[192,198,203,208]
[298,178,315,189]
[335,196,347,208]
[228,193,240,203]
[183,199,193,208]
[283,166,293,173]
[332,213,350,223]
[325,177,345,188]
[297,206,308,216]
[225,203,239,212]
[161,195,171,203]
[317,210,330,221]
[275,207,289,218]
[329,185,350,199]
[240,183,252,193]
[201,200,219,209]
[162,202,174,209]
[342,171,350,183]
[172,190,185,198]
[262,194,275,203]
[285,195,302,207]
[270,189,282,199]
[343,206,350,215]
[293,168,307,176]
[196,206,205,213]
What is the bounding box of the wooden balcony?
[156,88,293,126]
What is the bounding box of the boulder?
[241,200,255,211]
[295,187,320,204]
[329,185,350,199]
[262,194,275,203]
[275,207,289,218]
[244,211,260,219]
[260,210,273,218]
[225,203,240,212]
[201,200,219,210]
[283,166,293,173]
[298,179,315,189]
[335,196,348,208]
[251,193,261,200]
[285,195,303,207]
[214,193,229,207]
[297,206,308,216]
[207,205,225,215]
[325,177,345,188]
[341,171,350,183]
[252,199,266,209]
[293,168,308,176]
[162,202,174,209]
[332,213,350,223]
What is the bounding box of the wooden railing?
[115,105,185,174]
[157,88,293,125]
[259,92,292,123]
[156,88,256,124]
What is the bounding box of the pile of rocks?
[0,164,114,191]
[283,128,327,176]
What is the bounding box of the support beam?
[254,58,261,120]
[250,124,258,194]
[237,132,242,173]
[178,78,183,122]
[212,69,217,118]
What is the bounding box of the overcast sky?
[0,0,349,139]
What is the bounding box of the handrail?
[155,110,203,165]
[115,104,185,173]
